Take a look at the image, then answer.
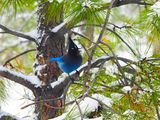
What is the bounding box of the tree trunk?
[33,2,67,119]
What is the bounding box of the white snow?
[102,0,111,3]
[143,87,154,93]
[68,97,99,118]
[51,113,103,120]
[123,109,136,116]
[1,81,34,120]
[28,113,39,120]
[48,0,53,3]
[91,68,99,74]
[51,73,68,88]
[51,94,111,119]
[34,64,47,76]
[111,93,123,101]
[57,0,63,3]
[76,116,103,120]
[92,94,113,108]
[51,22,66,33]
[26,30,38,39]
[151,1,160,16]
[0,66,42,87]
[108,80,120,87]
[122,86,132,93]
[0,110,20,120]
[50,113,67,120]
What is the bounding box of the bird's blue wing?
[49,57,63,62]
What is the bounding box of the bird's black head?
[68,37,80,56]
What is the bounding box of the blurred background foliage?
[0,0,160,119]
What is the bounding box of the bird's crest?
[68,37,79,55]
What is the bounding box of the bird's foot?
[76,70,80,76]
[68,74,76,83]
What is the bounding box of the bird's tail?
[49,57,63,62]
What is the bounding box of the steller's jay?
[49,37,82,74]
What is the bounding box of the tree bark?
[33,2,67,119]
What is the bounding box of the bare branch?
[0,66,41,90]
[112,0,152,7]
[0,24,39,46]
[4,49,36,66]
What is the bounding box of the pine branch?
[0,24,39,46]
[0,66,41,90]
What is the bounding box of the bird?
[49,37,82,74]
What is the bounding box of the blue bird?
[49,37,82,74]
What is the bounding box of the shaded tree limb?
[0,24,39,46]
[112,0,152,7]
[0,66,41,90]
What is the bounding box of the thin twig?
[83,0,116,93]
[75,99,83,120]
[73,24,136,56]
[100,41,127,85]
[72,30,109,55]
[4,49,36,66]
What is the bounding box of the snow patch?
[76,116,103,120]
[51,73,68,88]
[102,0,111,3]
[50,113,67,120]
[92,94,113,108]
[34,64,47,76]
[69,97,99,118]
[122,86,132,93]
[111,93,123,101]
[151,1,160,16]
[0,110,20,120]
[51,22,66,33]
[143,87,154,93]
[51,94,109,119]
[48,0,53,3]
[108,80,120,87]
[26,30,38,39]
[123,109,136,116]
[57,0,63,3]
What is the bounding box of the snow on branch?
[51,22,67,33]
[0,24,39,45]
[0,110,20,120]
[51,94,112,120]
[0,66,42,90]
